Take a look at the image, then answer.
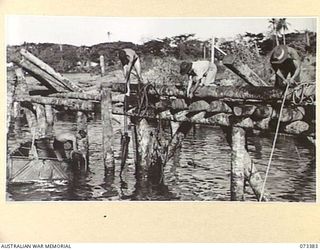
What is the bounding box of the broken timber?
[223,54,269,87]
[11,49,83,93]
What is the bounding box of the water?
[7,113,316,202]
[6,72,316,202]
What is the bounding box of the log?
[171,99,188,110]
[100,55,105,76]
[223,54,268,87]
[285,121,309,134]
[8,69,20,131]
[19,49,83,92]
[273,107,304,123]
[207,113,231,126]
[188,100,210,112]
[137,119,154,171]
[45,105,54,137]
[112,83,299,102]
[24,105,38,137]
[34,104,47,138]
[233,117,254,128]
[207,101,232,113]
[243,151,270,201]
[166,122,192,160]
[252,105,273,120]
[130,122,140,166]
[254,117,270,130]
[101,88,115,170]
[50,92,101,101]
[230,127,245,201]
[76,111,89,171]
[233,105,256,116]
[12,58,69,93]
[15,95,96,111]
[190,111,206,123]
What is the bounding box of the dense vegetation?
[7,29,316,74]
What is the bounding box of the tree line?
[7,26,316,73]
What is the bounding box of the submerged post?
[101,86,114,171]
[230,126,246,201]
[76,111,89,170]
[45,104,54,137]
[34,104,47,138]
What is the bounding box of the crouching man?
[270,45,301,88]
[53,130,88,171]
[180,60,218,98]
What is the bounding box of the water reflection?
[7,112,316,202]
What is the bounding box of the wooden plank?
[112,83,290,102]
[50,92,102,101]
[13,58,69,92]
[19,49,83,92]
[101,88,115,170]
[15,95,97,111]
[230,126,245,201]
[223,54,269,87]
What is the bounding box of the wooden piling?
[76,111,89,170]
[230,126,246,201]
[101,87,114,171]
[130,119,140,166]
[100,55,105,76]
[34,104,47,138]
[45,105,54,137]
[243,152,270,201]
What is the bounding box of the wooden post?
[137,118,154,173]
[101,87,114,171]
[230,126,245,201]
[203,43,206,59]
[100,55,105,76]
[34,104,47,138]
[211,36,215,63]
[7,71,18,133]
[243,152,270,201]
[130,120,139,166]
[223,55,268,87]
[45,105,54,137]
[76,111,89,170]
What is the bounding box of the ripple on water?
[7,110,316,202]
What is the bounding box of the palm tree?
[277,18,290,45]
[268,18,279,46]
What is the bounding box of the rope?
[259,80,290,202]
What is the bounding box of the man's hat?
[180,61,192,75]
[270,45,288,64]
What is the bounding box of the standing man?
[119,48,143,96]
[270,45,301,88]
[180,60,218,98]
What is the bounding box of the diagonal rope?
[259,81,290,202]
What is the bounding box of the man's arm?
[288,47,301,84]
[187,75,193,97]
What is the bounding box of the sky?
[6,16,317,46]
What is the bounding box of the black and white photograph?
[6,16,316,202]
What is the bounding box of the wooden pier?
[7,49,315,201]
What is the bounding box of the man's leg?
[204,65,218,86]
[123,64,131,96]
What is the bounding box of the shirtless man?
[118,48,143,96]
[180,60,218,98]
[53,130,87,170]
[270,45,301,88]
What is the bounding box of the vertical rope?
[259,82,290,201]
